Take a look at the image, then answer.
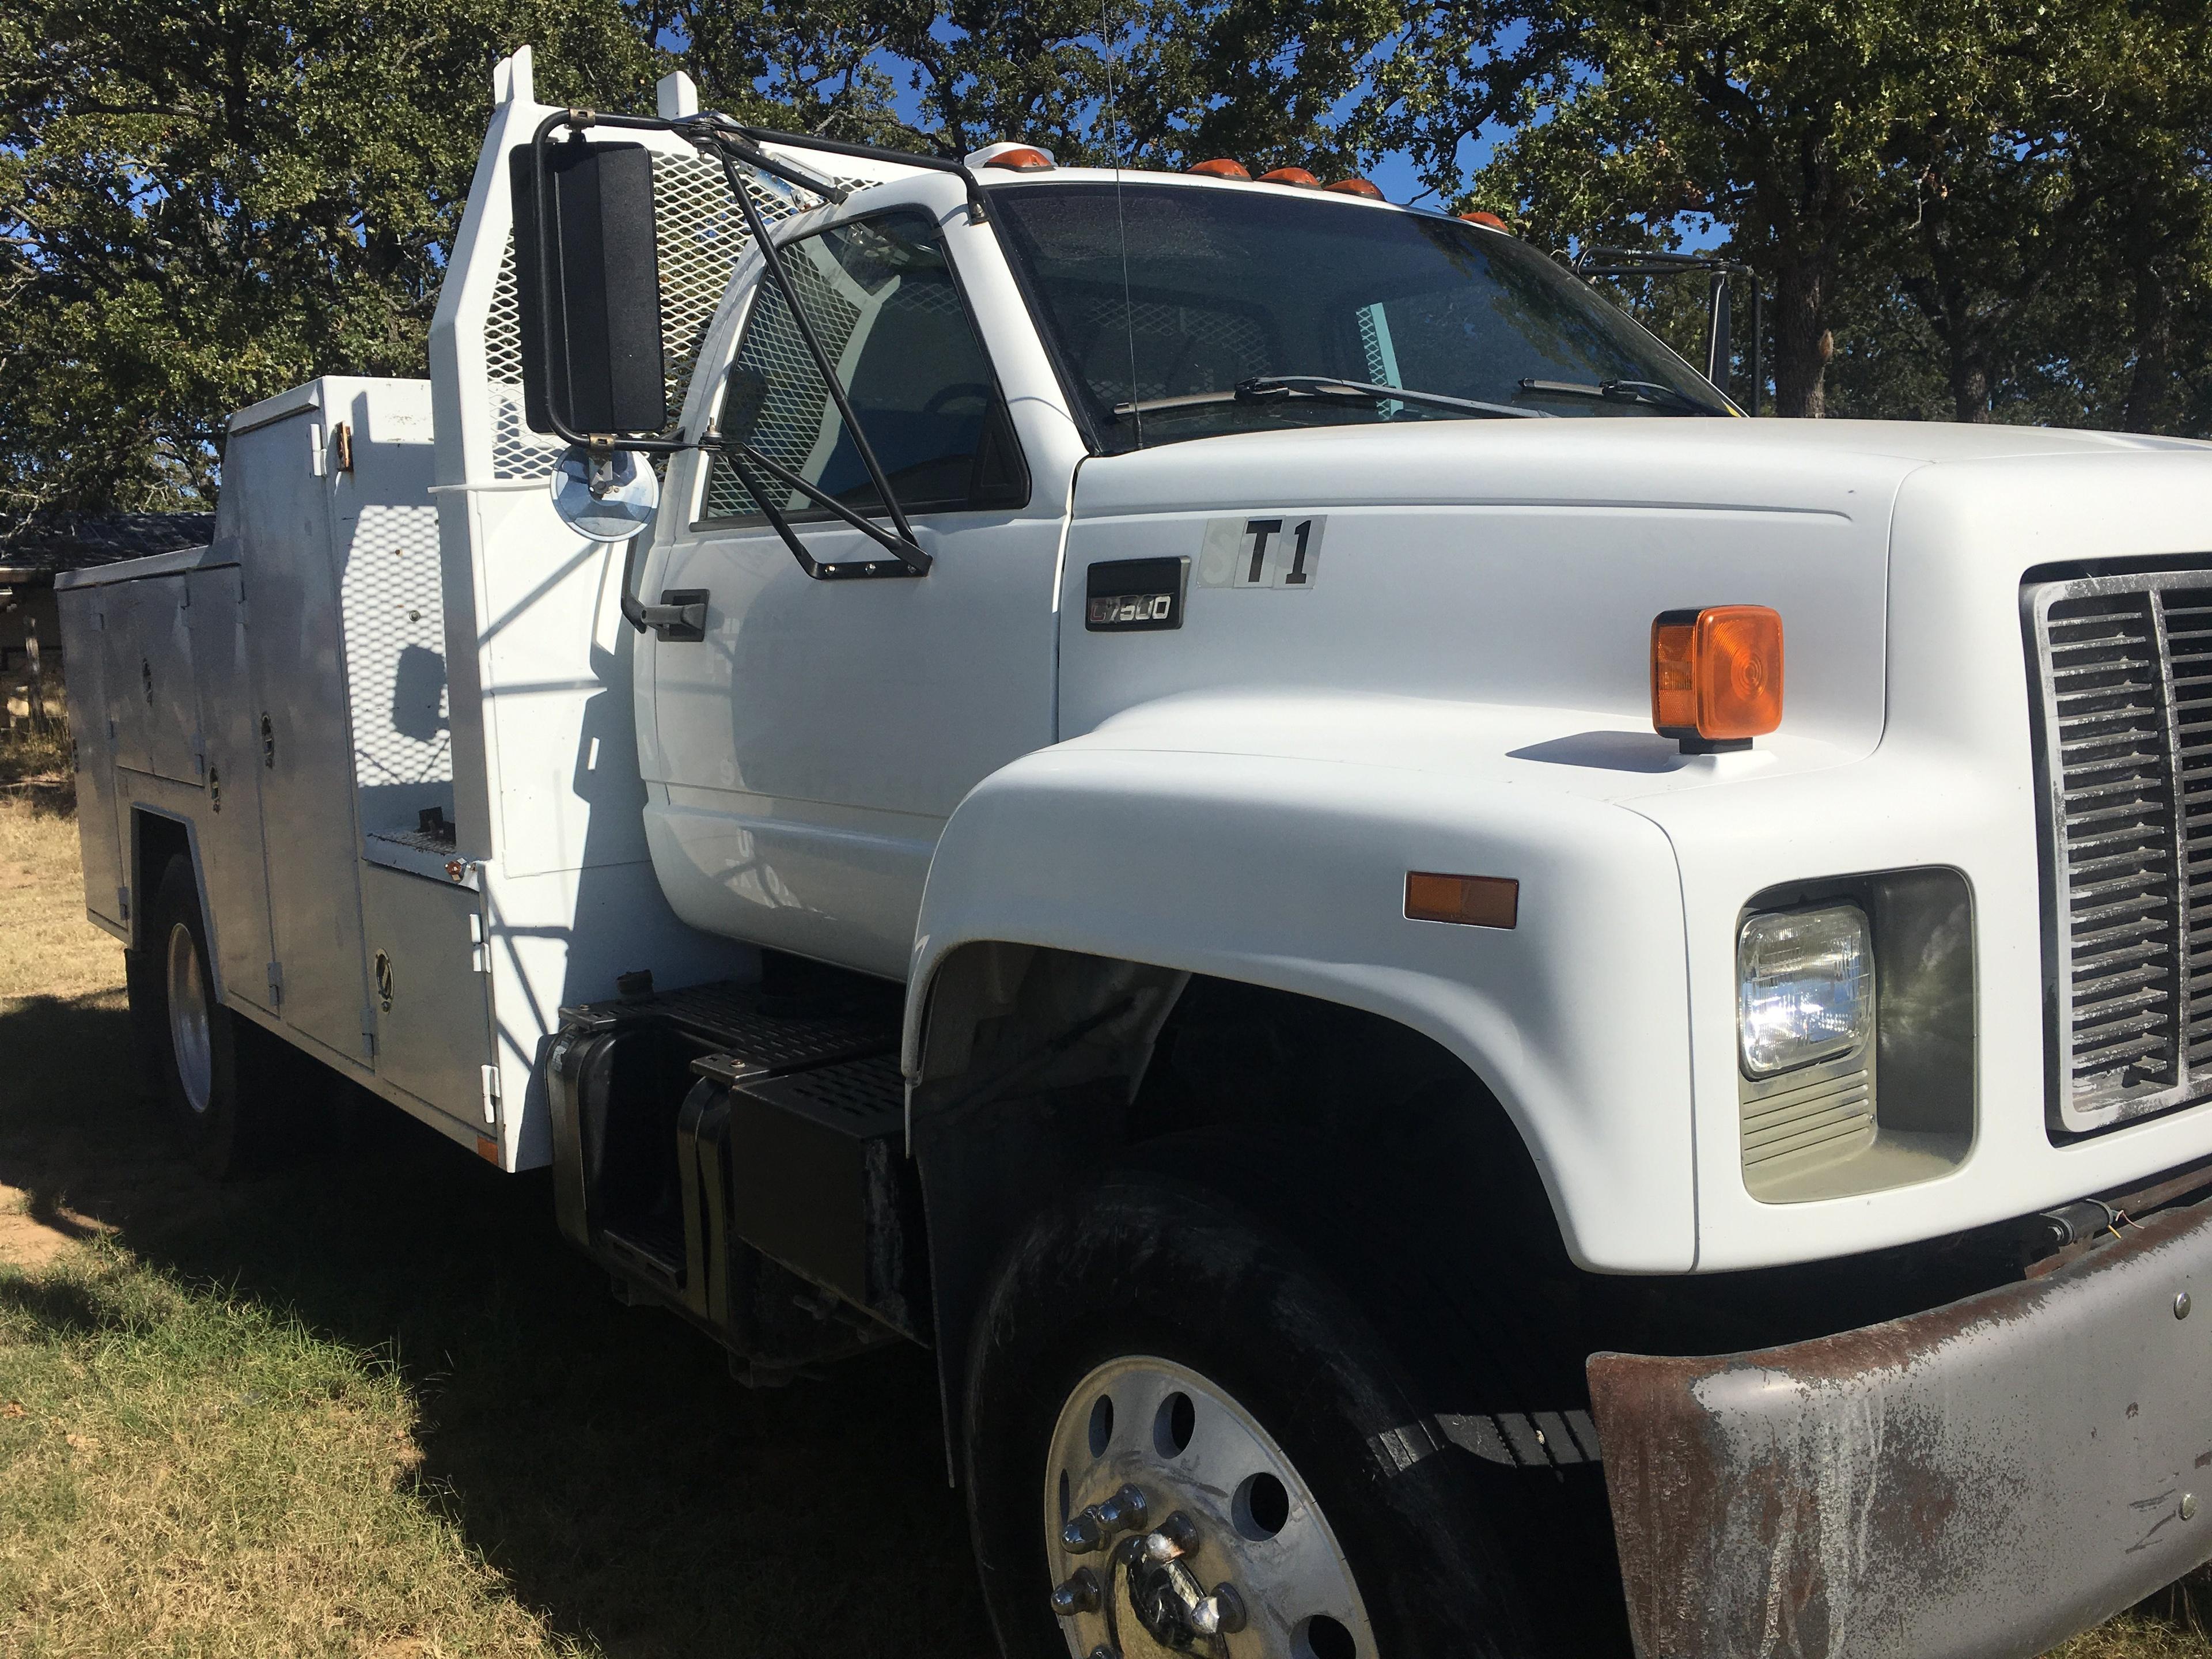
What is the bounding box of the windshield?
[989,181,1734,452]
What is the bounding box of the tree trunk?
[1949,355,1991,423]
[1771,260,1831,416]
[2122,250,2175,434]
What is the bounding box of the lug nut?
[1191,1583,1248,1635]
[1095,1483,1149,1533]
[1064,1484,1151,1555]
[1051,1567,1102,1616]
[1139,1512,1199,1563]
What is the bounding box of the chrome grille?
[2031,571,2212,1131]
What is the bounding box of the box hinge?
[117,885,130,921]
[266,960,283,1006]
[479,1064,502,1125]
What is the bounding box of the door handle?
[643,589,709,642]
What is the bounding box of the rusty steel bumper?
[1589,1198,2212,1659]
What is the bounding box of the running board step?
[547,977,922,1349]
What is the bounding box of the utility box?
[57,371,744,1165]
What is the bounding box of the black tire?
[963,1165,1544,1659]
[133,854,260,1177]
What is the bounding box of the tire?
[963,1164,1545,1659]
[135,854,262,1177]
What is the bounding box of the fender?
[905,732,1699,1275]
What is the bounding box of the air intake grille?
[2030,571,2212,1132]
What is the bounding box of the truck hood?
[1058,418,2212,798]
[1070,417,2206,521]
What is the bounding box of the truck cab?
[59,47,2212,1659]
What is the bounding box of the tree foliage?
[0,0,659,528]
[3,0,2210,522]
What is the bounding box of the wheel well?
[910,944,1568,1471]
[128,810,191,950]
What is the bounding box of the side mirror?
[510,139,668,438]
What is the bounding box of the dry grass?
[0,787,119,1004]
[0,719,2206,1656]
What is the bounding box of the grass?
[0,719,2205,1656]
[0,735,990,1656]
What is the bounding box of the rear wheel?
[136,854,260,1177]
[964,1168,1538,1659]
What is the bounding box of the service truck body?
[57,47,2212,1659]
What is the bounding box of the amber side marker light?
[1406,872,1519,929]
[1260,166,1323,188]
[1459,210,1510,230]
[1188,158,1251,179]
[475,1134,501,1164]
[1650,604,1783,753]
[1327,177,1384,198]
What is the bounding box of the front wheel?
[964,1169,1539,1659]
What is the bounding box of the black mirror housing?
[510,139,668,437]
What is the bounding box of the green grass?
[0,717,2207,1655]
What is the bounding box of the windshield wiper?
[1114,374,1547,421]
[1516,377,1721,415]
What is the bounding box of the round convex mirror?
[548,445,660,543]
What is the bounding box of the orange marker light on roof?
[1188,158,1251,180]
[1260,166,1322,188]
[1650,605,1783,752]
[1326,177,1384,198]
[1459,211,1509,230]
[982,146,1055,172]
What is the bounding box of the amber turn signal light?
[1650,605,1783,751]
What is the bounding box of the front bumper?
[1589,1197,2212,1659]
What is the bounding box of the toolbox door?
[185,561,274,1011]
[359,865,495,1132]
[102,575,204,787]
[229,401,373,1063]
[56,586,124,927]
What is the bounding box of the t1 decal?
[1196,515,1326,591]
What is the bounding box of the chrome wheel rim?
[1043,1354,1377,1658]
[165,921,213,1115]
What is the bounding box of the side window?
[699,210,1027,524]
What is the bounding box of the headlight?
[1738,904,1873,1076]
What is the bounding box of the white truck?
[56,46,2212,1659]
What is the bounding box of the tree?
[635,0,1406,174]
[0,0,658,528]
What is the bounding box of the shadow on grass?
[0,990,991,1657]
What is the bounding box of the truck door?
[646,204,1061,980]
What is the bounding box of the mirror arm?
[707,435,932,577]
[721,122,992,224]
[710,143,930,571]
[717,446,824,577]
